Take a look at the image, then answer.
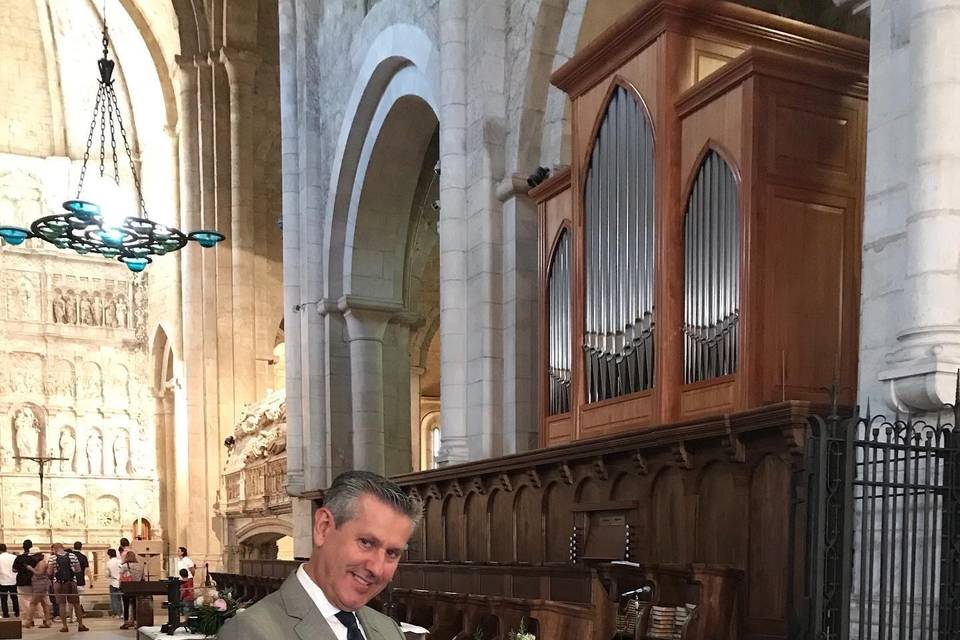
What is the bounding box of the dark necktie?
[334,610,364,640]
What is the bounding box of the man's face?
[311,494,414,611]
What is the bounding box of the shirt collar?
[295,564,342,620]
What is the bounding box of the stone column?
[437,0,470,466]
[409,365,425,470]
[879,0,960,410]
[221,47,261,412]
[172,56,207,550]
[340,298,402,474]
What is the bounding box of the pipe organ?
[583,86,657,403]
[534,0,868,445]
[683,150,739,384]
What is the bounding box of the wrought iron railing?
[806,398,960,640]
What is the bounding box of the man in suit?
[218,470,422,639]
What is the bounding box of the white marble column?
[172,55,207,551]
[221,48,261,413]
[340,299,401,474]
[879,0,960,410]
[437,0,470,466]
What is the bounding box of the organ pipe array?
[547,230,571,415]
[682,151,740,384]
[583,86,656,403]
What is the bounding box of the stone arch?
[236,518,293,543]
[323,23,440,301]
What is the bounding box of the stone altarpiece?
[0,157,160,548]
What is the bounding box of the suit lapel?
[277,572,339,640]
[357,607,390,640]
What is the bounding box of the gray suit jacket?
[217,572,404,640]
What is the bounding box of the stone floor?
[19,618,135,639]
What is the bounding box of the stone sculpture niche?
[113,429,130,476]
[86,429,104,475]
[59,495,85,528]
[12,406,43,472]
[58,426,76,472]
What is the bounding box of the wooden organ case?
[535,0,868,445]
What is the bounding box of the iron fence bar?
[920,432,932,640]
[840,416,856,640]
[929,430,942,639]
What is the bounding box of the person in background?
[13,540,36,626]
[118,538,130,562]
[105,548,123,619]
[0,544,19,619]
[119,550,144,630]
[27,548,51,629]
[50,542,87,633]
[176,547,195,578]
[72,542,92,613]
[178,568,194,614]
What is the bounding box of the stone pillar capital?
[410,365,426,376]
[879,325,960,411]
[338,296,405,343]
[219,47,261,87]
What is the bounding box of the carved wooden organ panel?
[534,0,868,445]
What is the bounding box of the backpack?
[53,552,75,583]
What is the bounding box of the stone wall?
[0,153,159,544]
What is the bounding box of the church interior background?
[3,0,960,638]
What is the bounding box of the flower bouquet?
[187,589,246,636]
[507,619,536,640]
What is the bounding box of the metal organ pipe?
[683,151,739,384]
[548,230,571,415]
[583,86,655,403]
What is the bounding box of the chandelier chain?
[108,93,120,185]
[113,95,146,216]
[76,84,104,199]
[99,88,108,179]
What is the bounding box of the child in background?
[179,568,194,613]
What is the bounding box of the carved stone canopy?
[223,389,287,473]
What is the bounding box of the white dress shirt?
[295,564,367,640]
[106,556,122,589]
[176,556,195,575]
[0,552,16,586]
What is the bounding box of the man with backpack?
[49,543,87,633]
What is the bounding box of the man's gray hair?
[323,470,423,527]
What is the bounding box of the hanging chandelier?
[0,14,223,272]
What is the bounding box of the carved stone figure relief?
[13,406,41,471]
[96,495,121,528]
[6,274,40,323]
[113,429,130,476]
[45,360,75,398]
[92,295,104,326]
[79,294,94,326]
[107,364,130,405]
[58,427,76,472]
[7,353,42,395]
[16,492,42,527]
[51,290,67,324]
[58,495,85,527]
[132,425,154,474]
[114,295,128,329]
[64,290,77,324]
[86,430,103,475]
[79,362,102,402]
[103,294,117,327]
[0,446,12,471]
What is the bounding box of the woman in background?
[118,550,144,630]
